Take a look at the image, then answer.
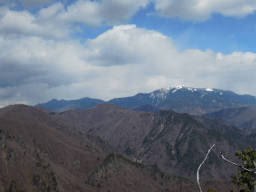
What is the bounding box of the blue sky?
[70,1,256,54]
[0,0,256,106]
[145,13,256,54]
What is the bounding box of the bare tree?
[197,146,256,192]
[197,144,215,192]
[220,152,256,173]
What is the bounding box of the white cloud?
[0,0,57,9]
[84,25,175,66]
[0,0,150,39]
[0,5,69,39]
[38,2,64,19]
[153,0,256,21]
[58,0,149,26]
[87,25,256,95]
[98,0,149,24]
[1,0,256,25]
[0,24,256,107]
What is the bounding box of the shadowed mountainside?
[203,106,256,135]
[54,103,251,182]
[0,104,202,192]
[0,104,106,192]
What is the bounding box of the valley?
[1,87,256,191]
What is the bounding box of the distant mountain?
[37,97,104,112]
[54,103,252,181]
[37,86,256,115]
[109,86,256,115]
[204,106,256,134]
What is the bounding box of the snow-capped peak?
[171,85,199,93]
[151,86,220,98]
[205,88,213,92]
[176,85,184,89]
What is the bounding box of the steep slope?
[0,105,106,192]
[86,154,197,192]
[0,105,199,192]
[37,97,104,112]
[203,106,256,134]
[54,104,156,154]
[55,104,249,181]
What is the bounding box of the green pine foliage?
[231,146,256,192]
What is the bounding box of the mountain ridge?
[37,97,104,112]
[37,86,256,115]
[52,103,251,180]
[0,103,250,191]
[0,104,200,192]
[203,106,256,134]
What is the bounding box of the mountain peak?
[156,86,226,95]
[175,84,185,89]
[151,86,217,97]
[37,87,256,115]
[205,88,214,92]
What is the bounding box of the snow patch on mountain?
[206,88,213,92]
[172,85,199,93]
[176,85,184,89]
[150,88,170,100]
[149,86,233,103]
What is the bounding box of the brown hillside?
[55,104,246,181]
[0,104,201,192]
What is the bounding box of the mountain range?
[204,106,256,134]
[1,103,255,191]
[54,103,250,179]
[2,86,256,191]
[37,86,256,115]
[0,104,199,192]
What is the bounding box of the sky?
[1,0,256,106]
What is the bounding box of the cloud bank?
[0,20,256,106]
[1,0,256,23]
[154,0,256,21]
